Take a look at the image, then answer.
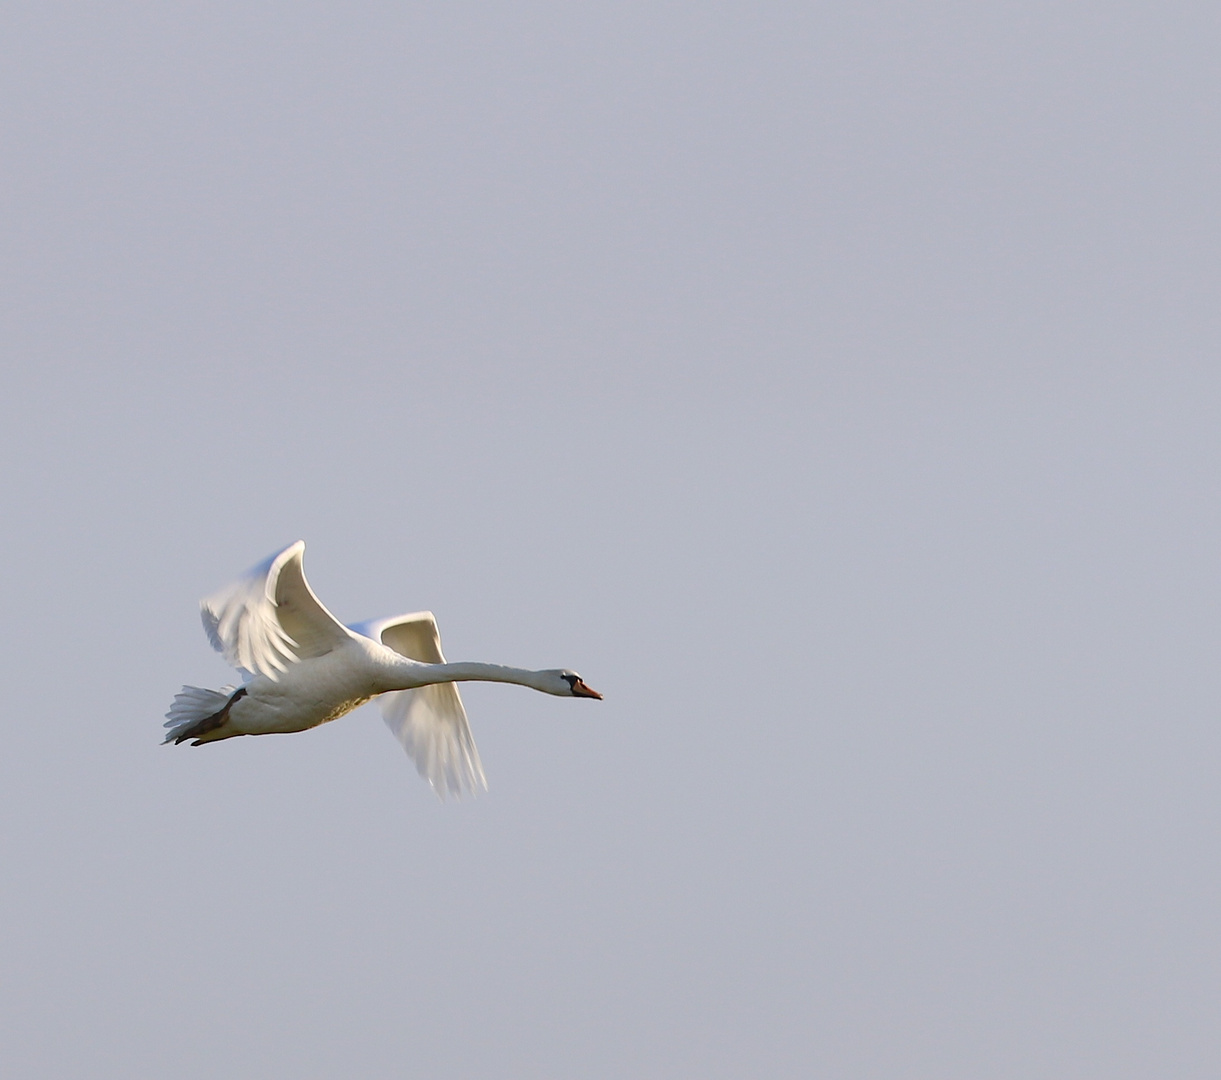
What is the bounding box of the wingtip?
[428,774,489,802]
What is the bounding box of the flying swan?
[164,541,601,796]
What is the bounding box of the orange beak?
[572,679,603,700]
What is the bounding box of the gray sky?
[2,3,1220,1077]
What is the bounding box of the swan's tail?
[163,685,243,745]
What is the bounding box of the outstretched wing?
[201,541,352,679]
[349,612,487,799]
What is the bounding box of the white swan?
[164,541,601,797]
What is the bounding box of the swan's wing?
[378,685,487,799]
[201,541,351,679]
[349,612,487,799]
[349,611,448,665]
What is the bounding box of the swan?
[164,541,601,797]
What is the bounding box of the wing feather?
[201,541,351,679]
[349,613,487,799]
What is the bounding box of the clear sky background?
[2,3,1220,1077]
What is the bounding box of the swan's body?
[164,542,601,796]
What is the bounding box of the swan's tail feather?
[163,685,242,745]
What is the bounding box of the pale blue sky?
[2,3,1220,1076]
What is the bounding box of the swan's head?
[545,669,603,699]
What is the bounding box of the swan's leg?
[174,687,249,745]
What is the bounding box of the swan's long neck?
[385,660,554,693]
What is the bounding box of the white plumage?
[165,541,602,798]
